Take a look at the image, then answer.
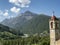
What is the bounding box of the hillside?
[0,24,23,39]
[1,11,60,34]
[17,15,51,34]
[0,24,15,39]
[0,24,10,32]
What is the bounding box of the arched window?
[51,22,53,28]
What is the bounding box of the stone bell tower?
[49,12,60,45]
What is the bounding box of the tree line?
[0,35,50,45]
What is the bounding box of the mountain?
[1,11,60,34]
[0,24,10,32]
[1,11,38,29]
[15,15,60,34]
[16,15,51,34]
[0,24,15,39]
[1,15,50,34]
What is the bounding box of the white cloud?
[9,0,19,6]
[19,0,30,4]
[10,7,20,13]
[9,0,31,7]
[3,12,9,16]
[0,10,9,22]
[9,0,18,3]
[0,10,9,17]
[21,4,29,7]
[19,0,31,7]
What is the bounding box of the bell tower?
[49,12,59,45]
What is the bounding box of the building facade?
[49,15,60,45]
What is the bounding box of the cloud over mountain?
[0,10,9,17]
[3,12,8,16]
[10,7,20,13]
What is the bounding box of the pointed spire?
[51,11,58,20]
[52,11,55,16]
[51,11,55,20]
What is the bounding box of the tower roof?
[51,15,58,20]
[50,11,59,20]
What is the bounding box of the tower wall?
[49,15,59,45]
[50,30,55,45]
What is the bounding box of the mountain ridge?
[1,11,60,34]
[1,11,38,28]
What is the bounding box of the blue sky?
[0,0,60,22]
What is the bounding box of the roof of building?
[51,15,59,20]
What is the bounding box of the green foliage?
[0,31,17,40]
[0,35,50,45]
